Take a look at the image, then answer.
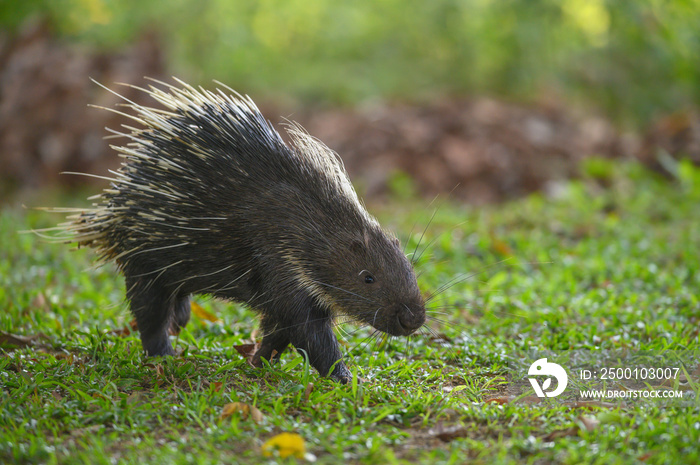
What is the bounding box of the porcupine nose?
[397,304,425,335]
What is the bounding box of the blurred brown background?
[1,2,699,204]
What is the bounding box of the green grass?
[1,160,699,464]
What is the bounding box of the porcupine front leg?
[252,299,351,383]
[288,310,351,383]
[282,299,351,384]
[125,276,175,356]
[253,317,350,382]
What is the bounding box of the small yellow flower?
[261,432,306,459]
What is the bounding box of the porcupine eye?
[364,274,375,284]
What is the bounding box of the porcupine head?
[64,78,426,383]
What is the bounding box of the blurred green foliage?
[2,0,699,125]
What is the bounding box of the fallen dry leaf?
[111,320,137,337]
[191,301,222,323]
[30,292,50,312]
[233,343,258,363]
[261,432,305,459]
[543,426,579,441]
[303,383,314,403]
[54,352,74,362]
[431,423,469,442]
[564,401,616,409]
[578,415,600,432]
[484,396,516,404]
[0,331,48,348]
[143,362,164,377]
[429,333,454,344]
[221,402,263,423]
[489,234,513,256]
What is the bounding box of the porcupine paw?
[141,330,175,356]
[126,277,175,357]
[329,362,353,384]
[251,331,290,367]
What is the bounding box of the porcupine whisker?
[410,195,455,265]
[354,329,381,355]
[421,322,479,364]
[257,319,324,339]
[421,324,467,360]
[424,315,473,333]
[424,309,455,317]
[424,295,466,307]
[367,330,385,353]
[260,311,375,347]
[375,332,392,352]
[426,258,551,304]
[424,298,481,310]
[410,207,437,265]
[412,220,469,266]
[418,323,468,361]
[416,326,431,339]
[486,308,528,320]
[339,328,369,360]
[372,307,381,328]
[338,320,369,338]
[425,268,493,303]
[425,274,476,302]
[412,184,460,263]
[424,312,483,332]
[402,192,440,256]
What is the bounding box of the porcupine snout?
[397,302,425,334]
[391,302,425,336]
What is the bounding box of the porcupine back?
[64,79,426,382]
[74,81,366,270]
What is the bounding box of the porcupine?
[62,78,426,382]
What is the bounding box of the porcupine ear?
[349,228,371,255]
[349,239,364,255]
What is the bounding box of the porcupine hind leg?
[252,315,290,367]
[170,295,191,335]
[125,276,175,356]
